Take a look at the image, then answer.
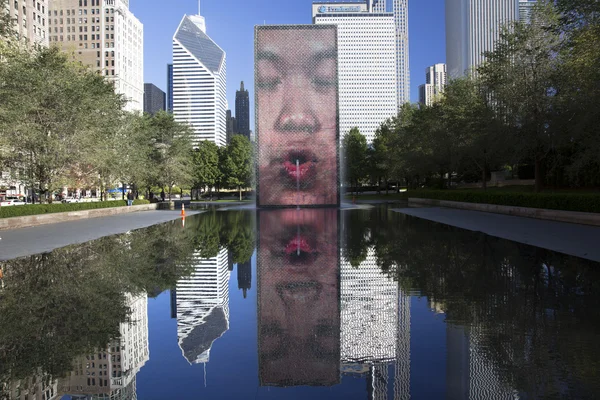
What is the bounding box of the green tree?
[479,3,562,192]
[342,127,368,194]
[222,135,253,201]
[0,0,13,39]
[192,140,220,199]
[147,111,193,200]
[0,46,125,202]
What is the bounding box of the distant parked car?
[61,197,80,204]
[0,196,26,206]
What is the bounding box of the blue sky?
[131,0,446,122]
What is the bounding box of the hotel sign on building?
[312,2,368,18]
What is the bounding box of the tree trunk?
[385,178,389,195]
[535,157,543,193]
[239,186,242,201]
[482,167,487,190]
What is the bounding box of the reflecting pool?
[1,205,599,399]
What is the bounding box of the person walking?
[160,190,166,202]
[127,191,134,207]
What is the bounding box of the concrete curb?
[0,204,159,231]
[408,198,600,227]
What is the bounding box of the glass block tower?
[172,7,227,147]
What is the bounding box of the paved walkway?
[392,207,600,263]
[0,210,200,261]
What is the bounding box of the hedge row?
[409,190,600,214]
[0,200,150,219]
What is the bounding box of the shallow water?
[0,205,598,399]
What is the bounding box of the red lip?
[282,150,317,183]
[285,234,314,255]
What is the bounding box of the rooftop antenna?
[198,0,201,15]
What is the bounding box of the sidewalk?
[0,210,199,261]
[392,206,600,263]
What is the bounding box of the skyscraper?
[235,81,250,138]
[418,63,446,106]
[48,0,144,111]
[313,2,397,143]
[226,109,237,143]
[393,0,410,106]
[167,64,174,112]
[5,0,49,47]
[446,0,519,78]
[143,83,166,115]
[361,0,410,106]
[172,4,227,147]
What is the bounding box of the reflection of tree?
[195,209,256,264]
[342,205,600,398]
[0,217,201,390]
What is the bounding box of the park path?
[0,210,198,261]
[393,206,600,263]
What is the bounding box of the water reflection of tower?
[59,293,149,400]
[175,249,231,364]
[340,247,411,400]
[446,317,517,399]
[237,261,251,298]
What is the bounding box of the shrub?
[0,200,151,219]
[408,190,600,213]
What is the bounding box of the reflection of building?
[2,373,59,400]
[5,0,49,47]
[172,5,227,147]
[313,2,397,143]
[48,0,144,111]
[175,249,231,364]
[59,294,149,400]
[341,249,398,363]
[446,0,519,78]
[340,248,411,400]
[237,261,251,299]
[446,320,518,399]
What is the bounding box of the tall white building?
[48,0,144,111]
[418,63,446,106]
[4,0,49,46]
[175,249,231,364]
[313,2,397,143]
[172,6,227,147]
[363,0,410,106]
[392,0,410,106]
[446,0,519,78]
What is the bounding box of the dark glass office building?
[143,83,166,115]
[235,81,250,138]
[167,64,174,112]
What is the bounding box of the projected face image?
[258,209,340,386]
[255,26,338,207]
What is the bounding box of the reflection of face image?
[258,209,340,386]
[255,26,338,207]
